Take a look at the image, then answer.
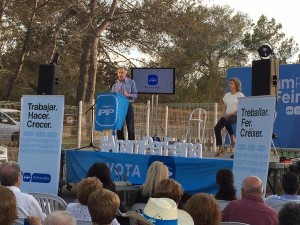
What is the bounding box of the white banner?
[233,96,276,197]
[18,95,64,194]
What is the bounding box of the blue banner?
[66,150,233,194]
[95,93,129,131]
[227,64,300,149]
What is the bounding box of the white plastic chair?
[216,199,230,211]
[185,108,207,143]
[221,222,250,225]
[270,201,300,212]
[29,192,67,215]
[0,146,8,162]
[270,202,286,212]
[129,203,146,225]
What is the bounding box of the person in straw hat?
[118,197,194,225]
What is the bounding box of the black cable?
[273,135,285,162]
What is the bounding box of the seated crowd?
[1,160,300,225]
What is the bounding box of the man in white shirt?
[265,172,300,207]
[0,161,46,221]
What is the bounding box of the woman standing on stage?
[214,77,244,156]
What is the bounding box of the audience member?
[0,185,17,225]
[44,211,76,225]
[154,178,193,221]
[136,161,169,203]
[288,162,300,177]
[86,162,116,192]
[0,161,46,221]
[184,193,221,225]
[265,172,300,208]
[154,178,183,208]
[67,177,102,220]
[118,197,194,225]
[86,163,129,225]
[154,178,183,205]
[88,188,121,225]
[222,176,278,225]
[278,202,300,225]
[215,168,237,201]
[0,185,42,225]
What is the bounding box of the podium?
[95,93,129,131]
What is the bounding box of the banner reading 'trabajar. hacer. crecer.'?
[19,95,64,195]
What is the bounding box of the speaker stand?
[77,101,100,151]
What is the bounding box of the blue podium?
[94,93,129,131]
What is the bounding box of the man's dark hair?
[279,202,300,225]
[0,161,20,186]
[282,172,299,195]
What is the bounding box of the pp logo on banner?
[148,74,158,86]
[23,172,32,182]
[148,155,176,178]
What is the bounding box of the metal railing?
[0,100,219,151]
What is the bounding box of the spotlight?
[257,44,273,59]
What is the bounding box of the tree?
[75,0,119,103]
[149,4,252,102]
[242,15,299,63]
[5,0,43,99]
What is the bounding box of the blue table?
[65,150,233,194]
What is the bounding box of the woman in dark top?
[215,168,237,201]
[86,162,116,192]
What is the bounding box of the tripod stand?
[77,100,100,151]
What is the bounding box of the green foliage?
[0,1,298,104]
[242,15,299,63]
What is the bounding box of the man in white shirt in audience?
[0,161,46,221]
[265,172,300,207]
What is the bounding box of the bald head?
[241,176,263,197]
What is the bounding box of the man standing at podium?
[111,67,137,140]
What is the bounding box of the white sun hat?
[117,197,194,225]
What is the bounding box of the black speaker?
[37,64,59,95]
[252,59,279,96]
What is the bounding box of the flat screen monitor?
[131,68,175,94]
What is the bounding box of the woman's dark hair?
[86,163,116,192]
[215,168,237,201]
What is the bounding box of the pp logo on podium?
[98,106,115,116]
[95,94,118,129]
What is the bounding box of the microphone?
[110,80,116,88]
[106,80,116,93]
[114,166,122,181]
